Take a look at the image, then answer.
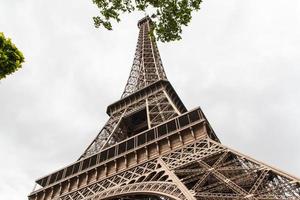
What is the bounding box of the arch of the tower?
[106,195,171,200]
[91,181,185,200]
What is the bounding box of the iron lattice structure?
[121,17,167,98]
[28,17,300,200]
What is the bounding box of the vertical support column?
[145,98,151,129]
[58,183,62,196]
[76,176,80,189]
[49,187,54,199]
[85,172,89,185]
[41,191,45,200]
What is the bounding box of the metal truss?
[79,17,182,160]
[161,137,300,200]
[45,137,300,200]
[80,88,180,160]
[55,160,187,200]
[80,109,126,159]
[147,90,180,127]
[122,16,167,98]
[28,17,300,200]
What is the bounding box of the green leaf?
[0,32,24,80]
[92,0,202,42]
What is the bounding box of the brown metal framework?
[122,17,167,98]
[28,16,300,200]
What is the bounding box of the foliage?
[0,32,24,80]
[92,0,202,42]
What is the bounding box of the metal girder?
[161,138,300,200]
[33,137,300,200]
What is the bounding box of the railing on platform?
[33,107,205,191]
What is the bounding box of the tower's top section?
[137,16,152,27]
[121,16,167,98]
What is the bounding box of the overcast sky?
[1,0,300,199]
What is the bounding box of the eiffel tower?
[28,17,300,200]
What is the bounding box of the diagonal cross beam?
[192,151,228,190]
[197,158,251,197]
